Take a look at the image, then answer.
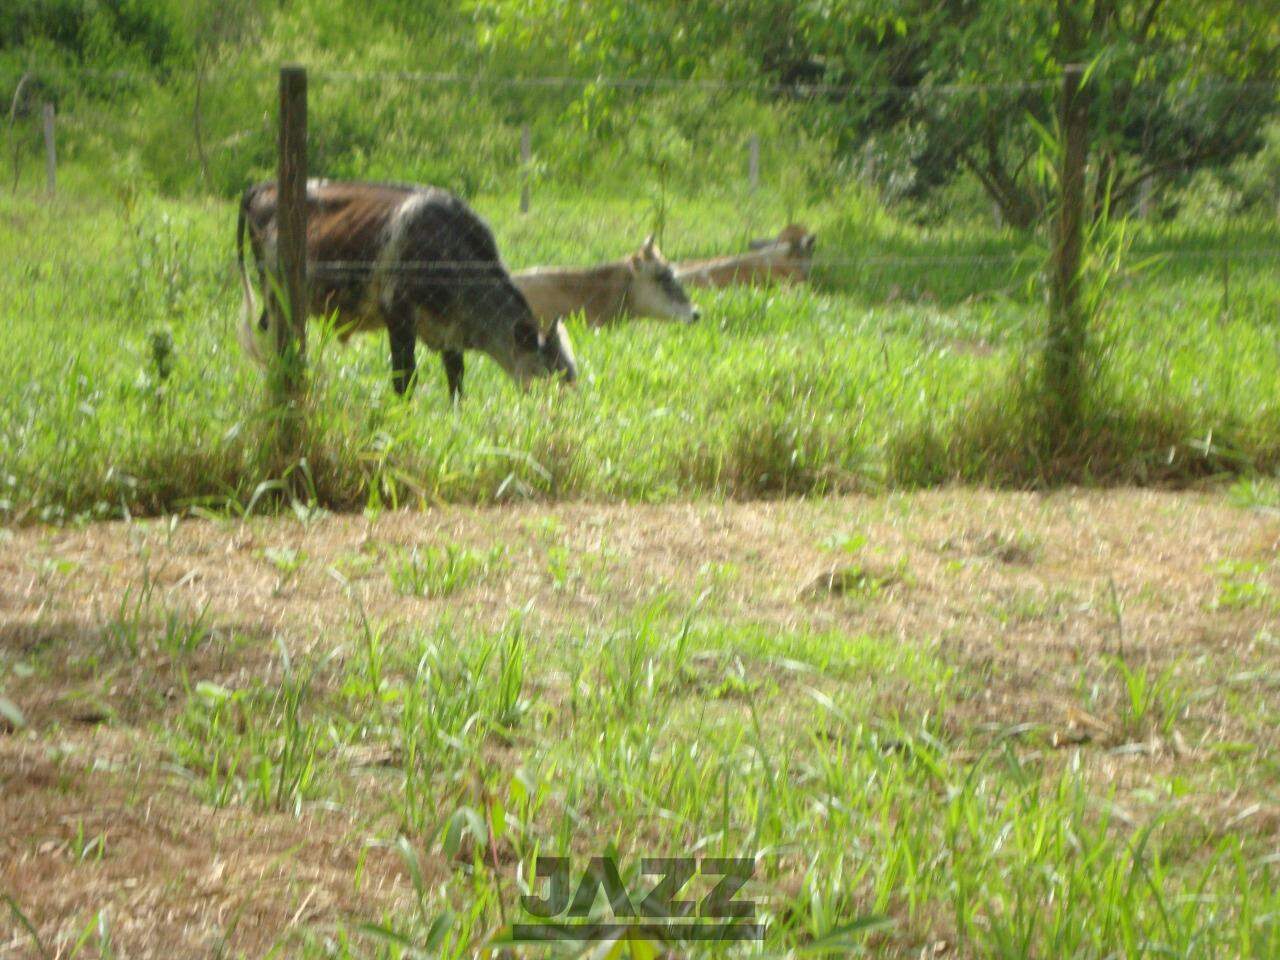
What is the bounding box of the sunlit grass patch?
[5,493,1280,957]
[1,190,1279,518]
[167,671,333,813]
[386,544,506,598]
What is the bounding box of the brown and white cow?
[237,179,576,400]
[674,224,817,289]
[513,236,700,326]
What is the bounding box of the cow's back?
[306,182,405,269]
[242,180,406,320]
[512,265,628,325]
[675,249,805,289]
[244,180,510,323]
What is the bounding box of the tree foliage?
[3,0,1275,216]
[474,0,1280,225]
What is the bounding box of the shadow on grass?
[811,219,1042,307]
[811,218,1279,310]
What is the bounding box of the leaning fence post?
[520,124,531,214]
[862,140,878,192]
[748,134,760,191]
[10,73,32,193]
[1045,62,1089,449]
[1138,174,1153,218]
[41,102,55,196]
[275,65,308,401]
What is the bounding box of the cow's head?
[626,236,700,323]
[481,276,579,389]
[508,316,578,388]
[749,224,817,259]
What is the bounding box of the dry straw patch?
[2,488,1279,955]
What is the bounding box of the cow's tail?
[235,187,269,366]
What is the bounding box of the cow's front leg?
[387,313,417,397]
[442,350,464,402]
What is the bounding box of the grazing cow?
[513,236,700,326]
[237,179,576,400]
[674,224,817,289]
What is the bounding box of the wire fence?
[2,61,1279,505]
[6,66,1279,299]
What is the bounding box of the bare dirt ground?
[2,488,1278,956]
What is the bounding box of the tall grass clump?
[888,195,1280,486]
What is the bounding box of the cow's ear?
[802,235,816,254]
[642,234,656,258]
[513,320,539,352]
[542,317,561,352]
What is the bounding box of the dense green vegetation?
[4,0,1277,211]
[1,4,1277,524]
[1,185,1277,522]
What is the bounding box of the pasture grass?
[1,183,1278,521]
[386,543,505,598]
[2,492,1278,956]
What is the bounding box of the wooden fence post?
[275,65,308,400]
[42,102,55,196]
[1220,253,1231,323]
[519,124,531,214]
[10,73,33,193]
[862,140,878,192]
[1045,62,1089,449]
[748,134,760,191]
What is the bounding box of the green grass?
[37,602,1280,957]
[283,617,1280,958]
[6,495,1279,956]
[387,544,505,598]
[1,184,1278,521]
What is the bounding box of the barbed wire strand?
[12,250,1279,279]
[73,248,1276,292]
[21,65,1280,97]
[289,249,1280,270]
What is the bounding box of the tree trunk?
[9,72,31,194]
[1045,59,1091,451]
[193,57,211,191]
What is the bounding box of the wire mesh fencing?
[3,63,1280,512]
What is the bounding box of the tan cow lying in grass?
[513,236,700,326]
[674,224,817,289]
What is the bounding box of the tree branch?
[961,150,1009,208]
[1111,128,1259,208]
[962,137,1037,230]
